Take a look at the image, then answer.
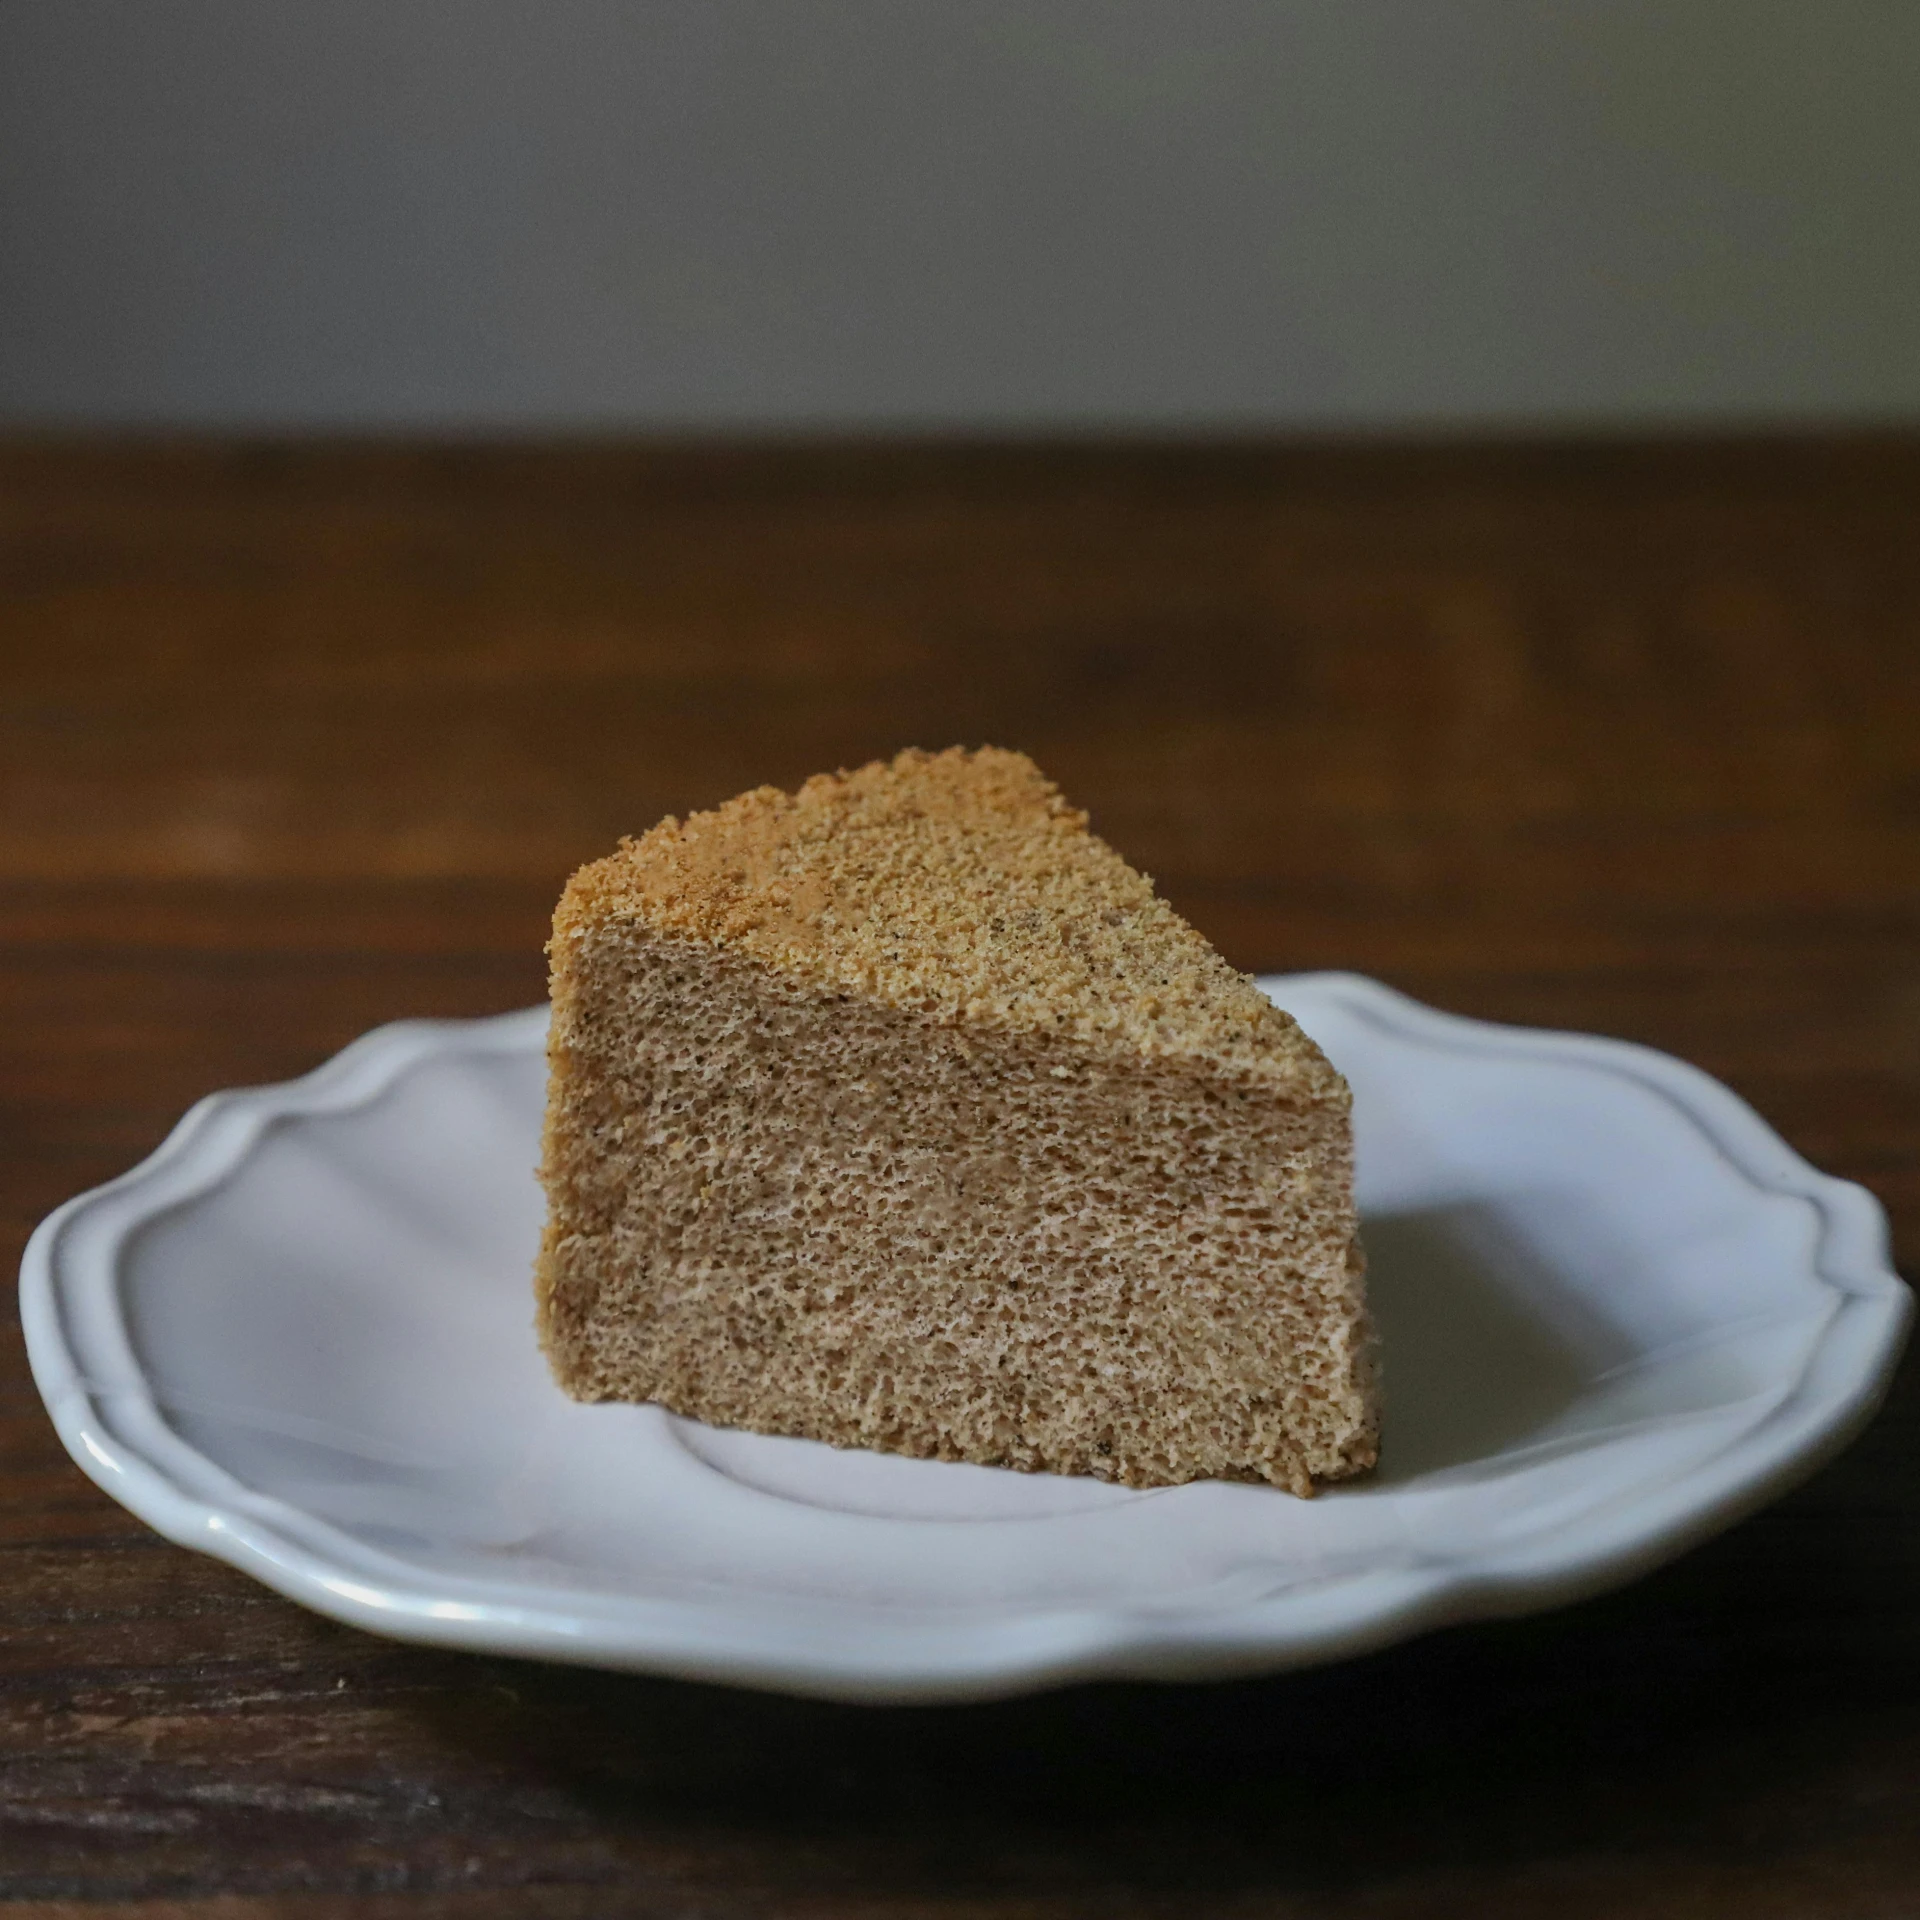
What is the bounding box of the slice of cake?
[536,747,1375,1495]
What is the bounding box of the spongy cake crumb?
[537,747,1375,1495]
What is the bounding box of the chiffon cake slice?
[535,747,1375,1495]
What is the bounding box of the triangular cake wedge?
[536,747,1375,1495]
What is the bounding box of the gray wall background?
[3,1,1918,433]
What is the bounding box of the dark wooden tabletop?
[2,438,1916,1919]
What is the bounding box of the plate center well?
[668,1417,1161,1521]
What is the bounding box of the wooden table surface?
[2,439,1916,1918]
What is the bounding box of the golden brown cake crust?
[554,747,1340,1095]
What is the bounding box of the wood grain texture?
[1,438,1916,1917]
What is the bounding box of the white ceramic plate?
[21,975,1910,1703]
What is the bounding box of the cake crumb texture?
[538,747,1375,1495]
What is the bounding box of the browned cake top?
[554,747,1340,1092]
